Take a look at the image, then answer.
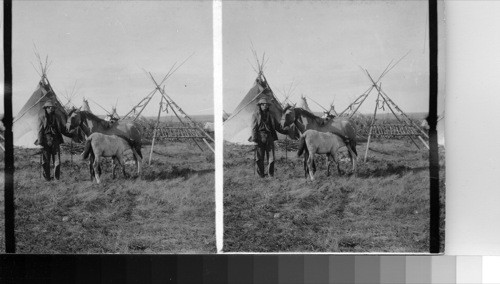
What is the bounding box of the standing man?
[35,100,68,181]
[250,97,288,178]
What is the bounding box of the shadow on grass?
[142,166,214,181]
[357,162,428,178]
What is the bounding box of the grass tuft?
[0,142,215,253]
[224,140,445,252]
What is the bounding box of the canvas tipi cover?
[298,96,312,112]
[224,74,284,144]
[82,98,92,112]
[13,78,68,148]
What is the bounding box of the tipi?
[13,72,68,148]
[82,98,92,112]
[298,95,312,112]
[224,71,283,144]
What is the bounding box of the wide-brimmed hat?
[43,101,55,108]
[257,98,270,105]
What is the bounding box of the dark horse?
[66,109,143,179]
[282,105,358,174]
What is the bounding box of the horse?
[82,133,140,184]
[297,129,356,181]
[282,105,358,173]
[66,109,143,179]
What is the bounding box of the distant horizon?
[0,1,213,117]
[223,1,445,117]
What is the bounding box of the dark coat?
[36,112,66,147]
[250,109,286,143]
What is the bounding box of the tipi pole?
[13,91,50,123]
[418,136,430,150]
[148,73,213,150]
[364,69,430,149]
[122,89,156,120]
[132,90,158,121]
[202,138,214,153]
[162,96,204,152]
[380,89,430,138]
[224,88,267,121]
[348,86,376,118]
[364,93,381,162]
[376,90,421,150]
[158,90,214,143]
[149,96,164,165]
[367,70,429,139]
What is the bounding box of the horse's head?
[66,108,82,133]
[281,104,296,128]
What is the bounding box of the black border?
[3,0,15,254]
[428,0,440,254]
[2,0,441,281]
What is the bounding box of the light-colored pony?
[282,105,357,173]
[66,109,143,178]
[297,129,357,181]
[82,133,141,184]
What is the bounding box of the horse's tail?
[135,145,143,159]
[297,134,307,157]
[350,140,357,156]
[82,136,93,160]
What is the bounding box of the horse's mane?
[295,108,324,124]
[80,110,107,123]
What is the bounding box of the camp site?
[222,1,445,252]
[0,2,215,253]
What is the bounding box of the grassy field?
[0,140,215,253]
[223,138,445,252]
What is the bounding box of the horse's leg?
[89,153,94,181]
[118,153,129,178]
[112,157,117,179]
[326,154,332,176]
[307,152,315,181]
[333,151,342,175]
[132,148,141,177]
[93,156,101,184]
[303,151,309,179]
[349,147,358,176]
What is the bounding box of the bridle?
[66,110,90,136]
[282,108,296,128]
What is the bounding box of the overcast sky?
[1,1,213,117]
[2,1,445,118]
[223,1,445,115]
